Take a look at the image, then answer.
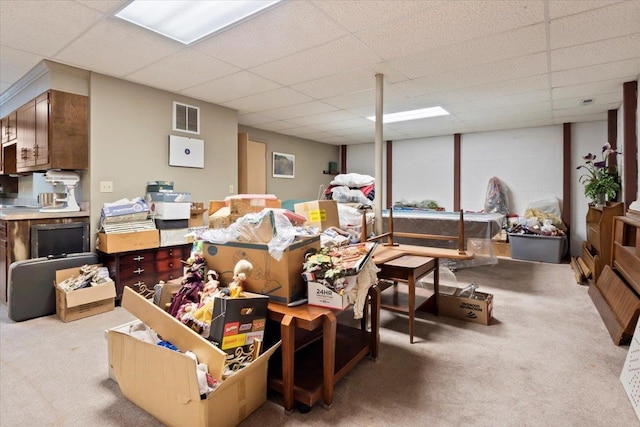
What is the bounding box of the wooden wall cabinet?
[1,111,17,145]
[14,90,88,173]
[582,202,624,281]
[99,244,191,303]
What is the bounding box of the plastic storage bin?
[508,233,566,263]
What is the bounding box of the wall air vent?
[173,101,200,135]
[581,98,595,106]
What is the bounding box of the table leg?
[322,311,337,408]
[280,314,295,413]
[433,258,439,316]
[408,274,416,344]
[369,285,380,359]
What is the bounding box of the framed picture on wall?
[273,152,295,178]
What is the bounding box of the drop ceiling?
[1,0,639,145]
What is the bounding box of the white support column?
[375,73,384,234]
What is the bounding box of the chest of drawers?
[98,244,191,303]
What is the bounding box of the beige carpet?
[0,258,637,426]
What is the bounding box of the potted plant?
[577,143,621,207]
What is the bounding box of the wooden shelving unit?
[582,202,624,281]
[612,215,640,295]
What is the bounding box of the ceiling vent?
[173,101,200,135]
[581,98,595,106]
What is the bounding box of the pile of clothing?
[324,173,375,205]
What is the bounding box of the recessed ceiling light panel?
[367,106,450,123]
[116,0,281,45]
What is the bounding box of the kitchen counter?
[0,207,90,220]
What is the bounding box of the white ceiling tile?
[76,0,127,14]
[445,90,551,113]
[356,0,545,60]
[238,113,277,127]
[260,101,337,120]
[551,34,640,72]
[456,101,552,121]
[221,87,313,112]
[253,120,301,132]
[283,110,362,127]
[414,53,549,94]
[550,1,640,49]
[312,118,372,132]
[193,1,349,69]
[553,102,620,118]
[55,18,182,77]
[0,46,43,85]
[0,1,103,56]
[126,49,240,92]
[291,68,378,99]
[552,92,621,110]
[181,71,280,104]
[389,23,547,79]
[312,0,444,33]
[548,0,625,19]
[552,58,640,88]
[552,113,608,124]
[433,75,551,104]
[324,89,375,110]
[249,36,382,86]
[551,78,630,99]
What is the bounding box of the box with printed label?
[149,201,192,220]
[203,236,320,305]
[294,200,340,231]
[55,266,116,322]
[438,285,493,325]
[307,276,356,310]
[107,287,279,427]
[208,292,269,355]
[228,195,281,216]
[145,192,192,202]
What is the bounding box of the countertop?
[0,207,90,220]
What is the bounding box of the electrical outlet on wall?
[229,184,234,194]
[100,181,113,193]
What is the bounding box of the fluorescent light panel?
[367,106,449,123]
[116,0,281,45]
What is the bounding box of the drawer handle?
[134,268,144,274]
[169,262,173,268]
[133,255,144,261]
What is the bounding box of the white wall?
[346,121,611,256]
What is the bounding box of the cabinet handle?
[169,249,174,255]
[133,255,144,261]
[169,262,173,268]
[21,148,28,160]
[133,268,144,275]
[33,144,38,158]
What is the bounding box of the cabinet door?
[16,100,36,170]
[35,93,49,167]
[1,117,7,144]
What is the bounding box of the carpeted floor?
[0,258,637,426]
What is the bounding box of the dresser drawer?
[156,245,189,261]
[118,250,156,266]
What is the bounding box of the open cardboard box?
[55,265,116,322]
[107,287,279,427]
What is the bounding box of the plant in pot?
[577,143,621,207]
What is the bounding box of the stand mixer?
[39,170,80,212]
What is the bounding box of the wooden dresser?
[588,214,640,345]
[582,202,624,281]
[98,244,191,303]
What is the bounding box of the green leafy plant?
[577,143,621,203]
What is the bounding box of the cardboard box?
[294,200,340,231]
[203,236,320,305]
[97,230,159,253]
[108,287,279,427]
[159,228,193,247]
[508,233,566,263]
[438,285,493,325]
[308,276,356,310]
[145,180,174,192]
[55,266,116,322]
[228,195,280,216]
[208,292,269,354]
[101,198,150,218]
[189,207,208,227]
[150,201,192,220]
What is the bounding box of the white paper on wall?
[168,135,204,168]
[621,320,640,422]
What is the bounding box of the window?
[173,102,200,134]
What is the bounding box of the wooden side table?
[267,285,380,413]
[376,255,438,343]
